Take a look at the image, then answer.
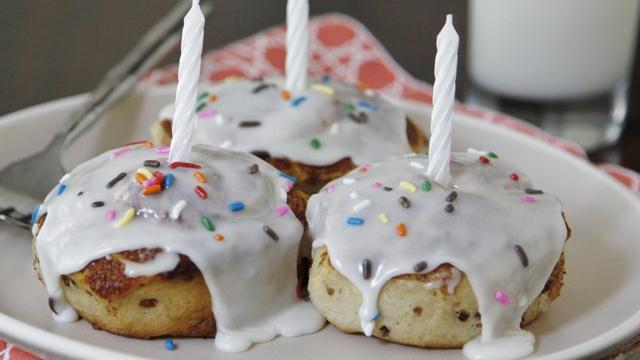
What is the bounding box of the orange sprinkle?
[142,184,162,196]
[396,223,407,237]
[194,171,207,183]
[357,80,370,90]
[280,90,291,100]
[215,233,224,241]
[123,140,153,147]
[209,95,218,102]
[142,141,154,148]
[135,173,147,184]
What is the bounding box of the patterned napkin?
[3,12,638,360]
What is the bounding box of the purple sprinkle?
[106,210,116,222]
[327,185,335,193]
[274,205,289,217]
[197,108,216,118]
[155,146,170,154]
[371,182,383,189]
[521,195,537,203]
[495,291,511,305]
[110,146,132,159]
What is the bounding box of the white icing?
[158,78,414,166]
[425,266,461,295]
[307,151,566,359]
[122,251,180,277]
[463,330,534,360]
[35,144,324,352]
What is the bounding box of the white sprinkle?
[330,122,339,134]
[365,89,375,97]
[219,140,232,149]
[342,178,355,185]
[215,114,225,126]
[169,200,187,220]
[410,161,425,170]
[353,199,371,212]
[467,148,487,156]
[59,173,71,184]
[350,191,358,199]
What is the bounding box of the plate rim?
[1,90,639,360]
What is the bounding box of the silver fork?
[0,0,214,230]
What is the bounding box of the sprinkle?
[195,186,208,199]
[410,161,425,170]
[348,112,368,123]
[274,205,290,217]
[114,208,136,228]
[142,177,159,188]
[201,216,215,231]
[239,120,261,127]
[446,191,458,203]
[353,199,371,212]
[342,178,355,185]
[169,200,186,220]
[479,156,490,164]
[495,291,511,305]
[197,92,209,101]
[357,80,370,90]
[136,168,153,179]
[291,96,307,107]
[215,233,224,241]
[252,83,271,93]
[514,245,529,267]
[123,140,153,147]
[143,160,161,168]
[197,108,216,118]
[399,196,411,208]
[358,164,370,173]
[227,201,245,212]
[194,171,207,183]
[280,90,291,100]
[364,89,375,97]
[91,201,105,208]
[345,103,355,112]
[327,184,335,193]
[350,191,358,199]
[487,152,499,159]
[383,186,393,191]
[377,213,389,224]
[163,173,175,189]
[321,75,331,83]
[196,102,207,112]
[77,191,84,196]
[413,261,428,273]
[135,173,147,184]
[263,225,279,241]
[399,181,416,192]
[356,100,379,111]
[311,83,335,96]
[371,182,383,189]
[525,189,544,195]
[209,95,218,102]
[105,210,116,222]
[155,146,170,154]
[310,138,321,149]
[445,204,455,213]
[110,146,132,158]
[521,195,537,204]
[107,172,127,189]
[510,173,520,181]
[248,164,259,174]
[361,259,372,280]
[30,204,41,224]
[169,161,201,169]
[224,76,239,84]
[164,339,175,351]
[278,172,297,184]
[395,223,408,237]
[142,184,162,196]
[57,184,66,196]
[421,180,432,191]
[347,217,364,225]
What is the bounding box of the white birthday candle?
[426,15,459,185]
[169,0,204,163]
[285,0,309,92]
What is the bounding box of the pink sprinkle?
[155,146,170,154]
[110,146,132,159]
[197,108,216,118]
[521,195,537,203]
[286,182,294,192]
[371,182,383,189]
[106,210,116,222]
[274,205,290,217]
[495,291,511,305]
[327,185,335,193]
[143,177,160,187]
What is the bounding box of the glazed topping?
[307,151,566,357]
[158,77,413,166]
[34,143,324,352]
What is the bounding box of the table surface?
[0,0,638,171]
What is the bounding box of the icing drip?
[307,151,566,359]
[159,78,413,166]
[34,144,324,352]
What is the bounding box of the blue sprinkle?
[164,339,175,351]
[30,204,41,224]
[356,100,378,112]
[347,217,364,225]
[291,96,307,107]
[228,201,245,212]
[56,184,66,196]
[321,75,331,83]
[372,312,381,321]
[163,173,175,189]
[278,172,297,185]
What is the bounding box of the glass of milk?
[465,0,640,151]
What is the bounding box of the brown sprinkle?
[252,83,272,93]
[348,112,368,123]
[514,244,529,267]
[239,121,262,128]
[445,204,455,213]
[446,191,458,202]
[383,186,393,192]
[399,196,411,208]
[248,164,259,174]
[525,189,544,195]
[413,261,428,273]
[143,160,160,168]
[106,172,127,188]
[263,225,279,241]
[48,298,58,314]
[361,259,372,280]
[91,201,105,208]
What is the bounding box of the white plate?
[1,87,640,360]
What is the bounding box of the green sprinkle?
[310,138,321,149]
[421,180,432,191]
[487,152,498,159]
[197,92,209,101]
[201,216,215,231]
[196,102,207,112]
[346,103,355,112]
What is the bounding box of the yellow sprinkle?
[115,208,136,228]
[136,167,153,179]
[311,83,335,96]
[378,212,389,224]
[224,76,239,84]
[399,181,416,192]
